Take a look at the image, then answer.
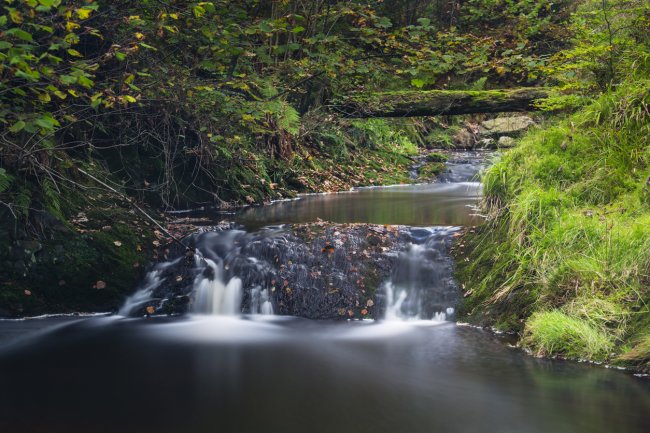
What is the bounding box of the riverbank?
[454,82,650,373]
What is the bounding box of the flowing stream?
[1,151,649,433]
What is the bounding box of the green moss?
[418,162,447,181]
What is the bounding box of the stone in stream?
[497,136,517,148]
[126,223,404,319]
[478,115,535,138]
[123,223,460,321]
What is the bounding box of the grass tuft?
[525,311,614,360]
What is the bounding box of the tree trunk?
[333,88,551,118]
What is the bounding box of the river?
[1,151,649,433]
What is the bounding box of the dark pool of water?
[0,316,648,433]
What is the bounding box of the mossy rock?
[0,205,155,317]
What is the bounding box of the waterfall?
[120,229,280,318]
[384,227,459,322]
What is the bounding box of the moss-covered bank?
[454,81,650,371]
[0,117,428,318]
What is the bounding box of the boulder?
[478,116,535,138]
[453,128,476,148]
[497,136,517,148]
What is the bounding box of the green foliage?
[525,310,614,360]
[544,0,649,92]
[0,168,13,193]
[457,76,650,363]
[351,119,419,155]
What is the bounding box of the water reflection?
[0,317,648,433]
[235,182,483,230]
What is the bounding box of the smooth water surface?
[217,151,488,230]
[0,317,649,433]
[234,181,483,230]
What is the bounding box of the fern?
[265,99,301,136]
[277,101,300,136]
[13,187,32,217]
[0,168,13,194]
[42,179,62,218]
[260,82,279,99]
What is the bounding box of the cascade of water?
[384,227,459,322]
[193,258,244,316]
[119,258,184,316]
[250,286,275,315]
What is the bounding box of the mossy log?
[334,88,551,118]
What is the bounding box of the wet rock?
[498,136,517,148]
[126,224,411,319]
[477,138,496,148]
[453,128,476,148]
[478,116,535,138]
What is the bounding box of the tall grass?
[456,80,650,363]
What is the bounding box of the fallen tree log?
[333,88,551,118]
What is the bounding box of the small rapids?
[384,227,460,321]
[120,151,484,322]
[120,224,461,323]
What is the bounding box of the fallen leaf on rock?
[146,306,155,315]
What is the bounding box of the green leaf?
[375,17,392,28]
[34,114,59,130]
[5,28,33,42]
[77,75,94,88]
[60,75,77,85]
[15,70,40,81]
[115,52,126,61]
[0,41,12,50]
[411,78,425,88]
[67,49,83,57]
[139,42,157,51]
[9,120,26,133]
